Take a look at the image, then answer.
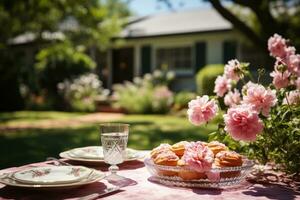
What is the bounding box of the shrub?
[113,70,174,114]
[173,91,197,110]
[57,73,108,112]
[35,43,96,108]
[196,64,224,95]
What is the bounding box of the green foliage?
[0,0,129,111]
[34,43,96,108]
[173,91,197,110]
[113,70,175,114]
[196,64,224,95]
[57,73,108,112]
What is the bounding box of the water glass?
[100,123,129,176]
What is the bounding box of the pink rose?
[224,59,241,81]
[214,75,231,97]
[187,95,219,126]
[182,141,214,172]
[287,54,300,76]
[224,89,241,107]
[224,104,264,142]
[268,34,287,58]
[242,82,277,117]
[283,90,300,105]
[270,70,290,89]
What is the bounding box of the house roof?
[121,8,233,38]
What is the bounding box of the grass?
[0,111,218,169]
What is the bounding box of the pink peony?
[283,90,300,105]
[206,171,220,182]
[214,75,231,97]
[242,82,277,117]
[224,89,241,107]
[268,34,288,58]
[224,59,241,81]
[287,54,300,76]
[224,104,264,141]
[295,77,300,90]
[187,95,218,126]
[270,70,290,89]
[182,141,214,172]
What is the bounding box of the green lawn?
[0,111,218,169]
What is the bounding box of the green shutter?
[141,45,152,75]
[195,42,206,73]
[223,41,237,63]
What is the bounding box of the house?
[100,8,264,91]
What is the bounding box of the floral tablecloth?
[0,159,299,200]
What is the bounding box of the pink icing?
[182,141,214,172]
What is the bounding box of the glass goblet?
[100,123,129,177]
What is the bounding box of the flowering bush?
[113,70,175,114]
[187,34,300,174]
[57,73,108,112]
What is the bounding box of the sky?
[127,0,211,16]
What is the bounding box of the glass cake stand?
[144,158,254,188]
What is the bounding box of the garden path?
[0,112,124,132]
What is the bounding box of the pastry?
[150,143,171,159]
[214,151,243,178]
[153,150,179,176]
[177,159,206,180]
[207,141,228,156]
[170,141,189,157]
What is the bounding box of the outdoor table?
[0,157,299,200]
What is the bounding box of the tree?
[0,0,129,110]
[158,0,300,53]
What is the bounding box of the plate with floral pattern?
[0,167,105,189]
[12,166,93,185]
[60,146,145,163]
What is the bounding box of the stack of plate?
[0,166,105,189]
[60,146,145,164]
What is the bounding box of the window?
[156,46,192,73]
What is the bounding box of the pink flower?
[295,77,300,90]
[268,34,288,58]
[224,104,264,141]
[187,96,219,126]
[270,70,290,89]
[242,82,277,117]
[214,75,231,97]
[283,90,300,105]
[287,54,300,76]
[224,89,241,107]
[153,86,173,99]
[182,141,214,172]
[224,59,241,81]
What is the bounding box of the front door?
[112,47,134,84]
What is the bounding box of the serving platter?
[144,158,254,188]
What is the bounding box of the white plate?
[13,166,93,185]
[60,146,145,164]
[0,168,105,189]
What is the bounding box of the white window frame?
[152,42,195,76]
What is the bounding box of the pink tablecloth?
[0,160,299,200]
